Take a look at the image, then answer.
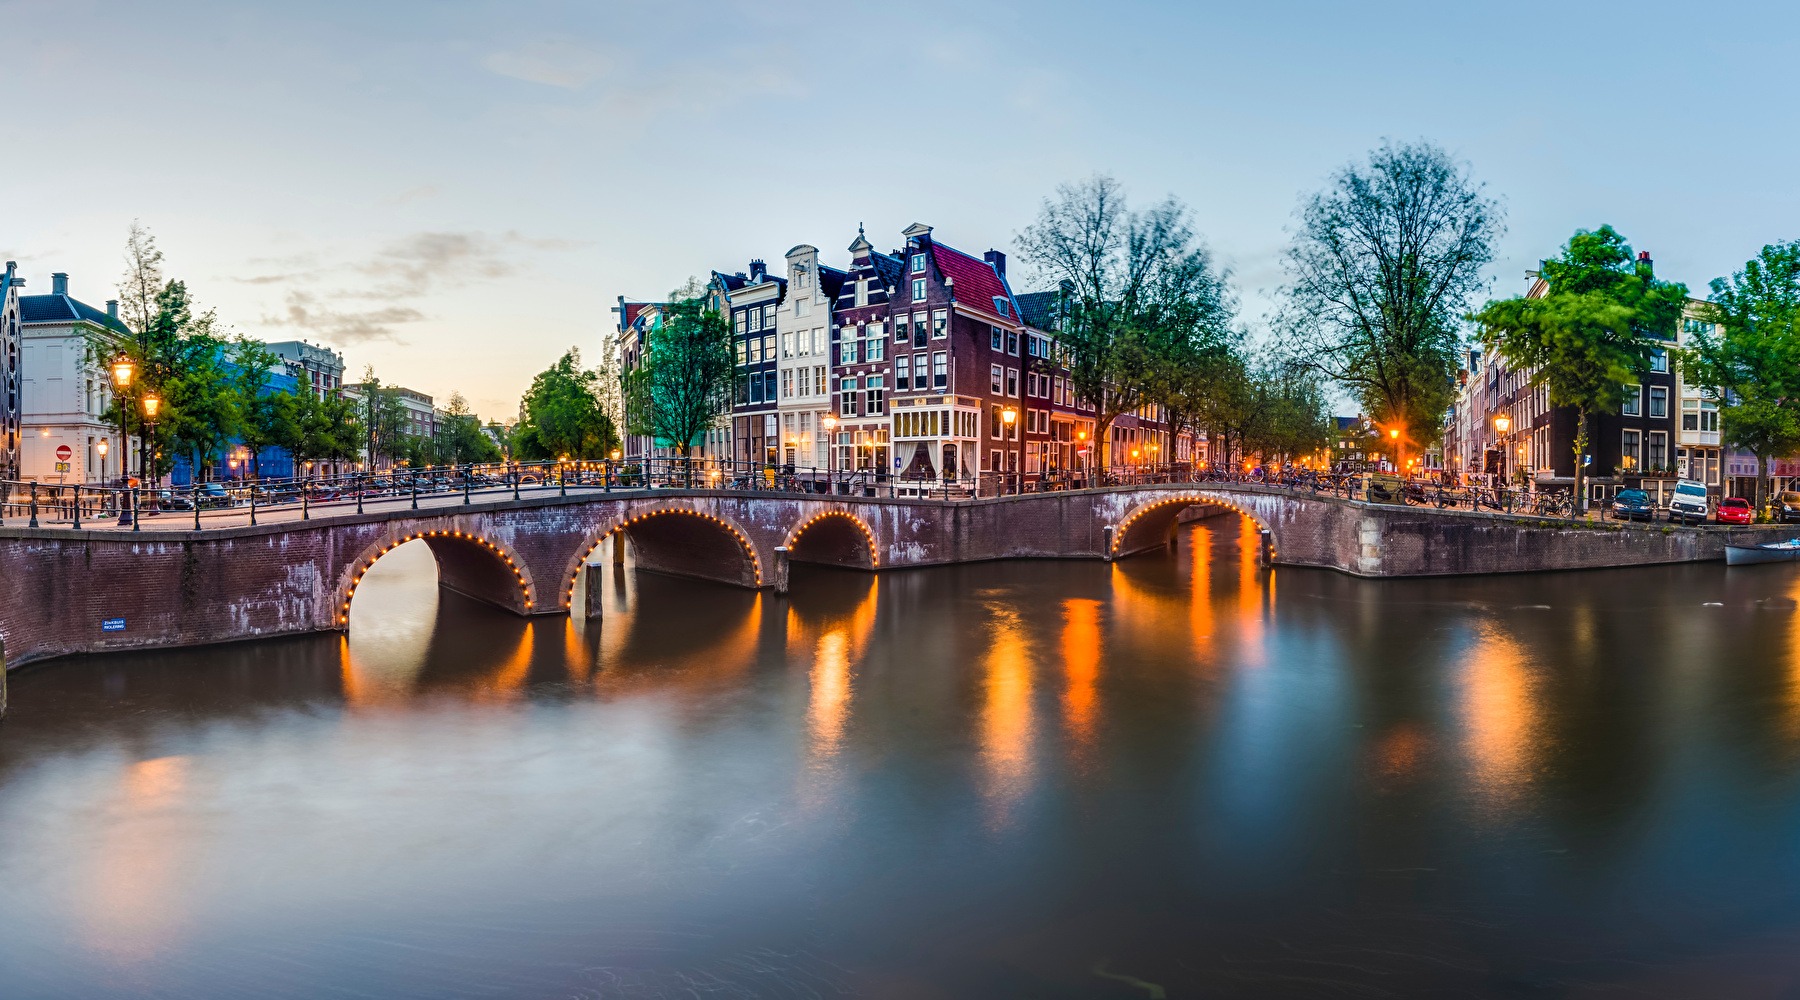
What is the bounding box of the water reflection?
[11,517,1800,995]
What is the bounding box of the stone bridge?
[0,484,1768,668]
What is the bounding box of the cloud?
[264,291,424,345]
[382,184,439,206]
[248,229,584,344]
[483,40,615,90]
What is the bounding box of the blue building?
[166,358,304,485]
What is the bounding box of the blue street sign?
[101,618,126,632]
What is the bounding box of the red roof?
[931,241,1016,320]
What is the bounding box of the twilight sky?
[8,0,1797,420]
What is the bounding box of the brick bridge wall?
[0,486,1782,669]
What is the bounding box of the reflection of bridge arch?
[785,510,879,571]
[561,507,764,609]
[1112,492,1276,562]
[338,529,537,626]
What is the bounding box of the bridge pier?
[583,563,605,620]
[773,546,790,595]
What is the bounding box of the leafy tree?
[1473,225,1688,509]
[226,338,298,479]
[434,391,502,464]
[621,288,733,481]
[1280,140,1502,456]
[515,351,620,461]
[1016,175,1234,470]
[1683,242,1800,512]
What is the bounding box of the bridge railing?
[0,459,1590,531]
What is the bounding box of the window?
[913,353,928,389]
[867,375,885,415]
[749,308,762,332]
[1622,383,1642,416]
[1650,349,1668,373]
[914,312,928,347]
[734,340,747,365]
[735,311,748,333]
[912,254,926,273]
[1649,385,1668,418]
[840,376,860,417]
[1006,367,1019,398]
[782,369,795,397]
[933,351,948,389]
[896,355,911,388]
[994,297,1010,318]
[750,375,765,404]
[797,298,810,318]
[1648,430,1668,469]
[1701,404,1719,432]
[865,335,885,362]
[1005,332,1018,356]
[1682,398,1699,431]
[764,370,778,400]
[764,334,775,360]
[855,279,869,307]
[913,278,926,301]
[990,449,1002,472]
[812,328,825,355]
[782,332,794,358]
[991,326,1003,350]
[841,339,859,365]
[991,364,1004,394]
[932,310,948,339]
[896,313,910,342]
[763,305,777,327]
[1622,429,1641,468]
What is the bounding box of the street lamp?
[109,355,135,525]
[1492,414,1511,485]
[142,394,161,489]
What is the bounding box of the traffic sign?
[101,618,126,632]
[55,445,71,462]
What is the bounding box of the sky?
[7,0,1799,420]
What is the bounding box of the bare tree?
[1016,175,1234,470]
[1280,141,1502,453]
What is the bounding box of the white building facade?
[774,245,844,470]
[18,273,136,484]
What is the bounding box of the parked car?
[1608,488,1655,521]
[1717,496,1755,525]
[153,489,194,511]
[1667,479,1711,524]
[196,482,239,508]
[1777,491,1800,524]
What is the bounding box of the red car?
[1717,496,1754,525]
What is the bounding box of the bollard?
[194,487,202,530]
[1259,527,1273,568]
[302,488,309,520]
[131,487,140,532]
[72,486,81,529]
[612,531,626,566]
[1102,524,1115,561]
[250,485,258,526]
[464,471,471,505]
[411,475,418,511]
[773,545,790,595]
[28,482,38,528]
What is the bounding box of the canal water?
[6,516,1800,997]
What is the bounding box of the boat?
[1726,539,1800,566]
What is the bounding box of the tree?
[1473,225,1688,509]
[515,350,621,461]
[1683,242,1800,513]
[435,391,503,465]
[1280,140,1503,458]
[622,286,733,481]
[1016,175,1234,470]
[226,338,297,479]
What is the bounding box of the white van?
[1667,479,1710,523]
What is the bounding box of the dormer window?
[994,298,1010,317]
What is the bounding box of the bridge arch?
[1111,492,1277,562]
[561,506,764,609]
[784,510,879,571]
[338,529,538,626]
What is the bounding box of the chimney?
[984,249,1006,277]
[106,300,119,318]
[51,273,68,296]
[1637,250,1654,277]
[749,259,766,281]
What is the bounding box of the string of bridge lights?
[784,511,879,568]
[564,509,765,608]
[1110,495,1275,562]
[341,529,533,625]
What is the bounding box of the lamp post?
[109,355,134,526]
[142,394,160,488]
[1388,426,1402,477]
[1002,407,1018,493]
[1493,414,1511,487]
